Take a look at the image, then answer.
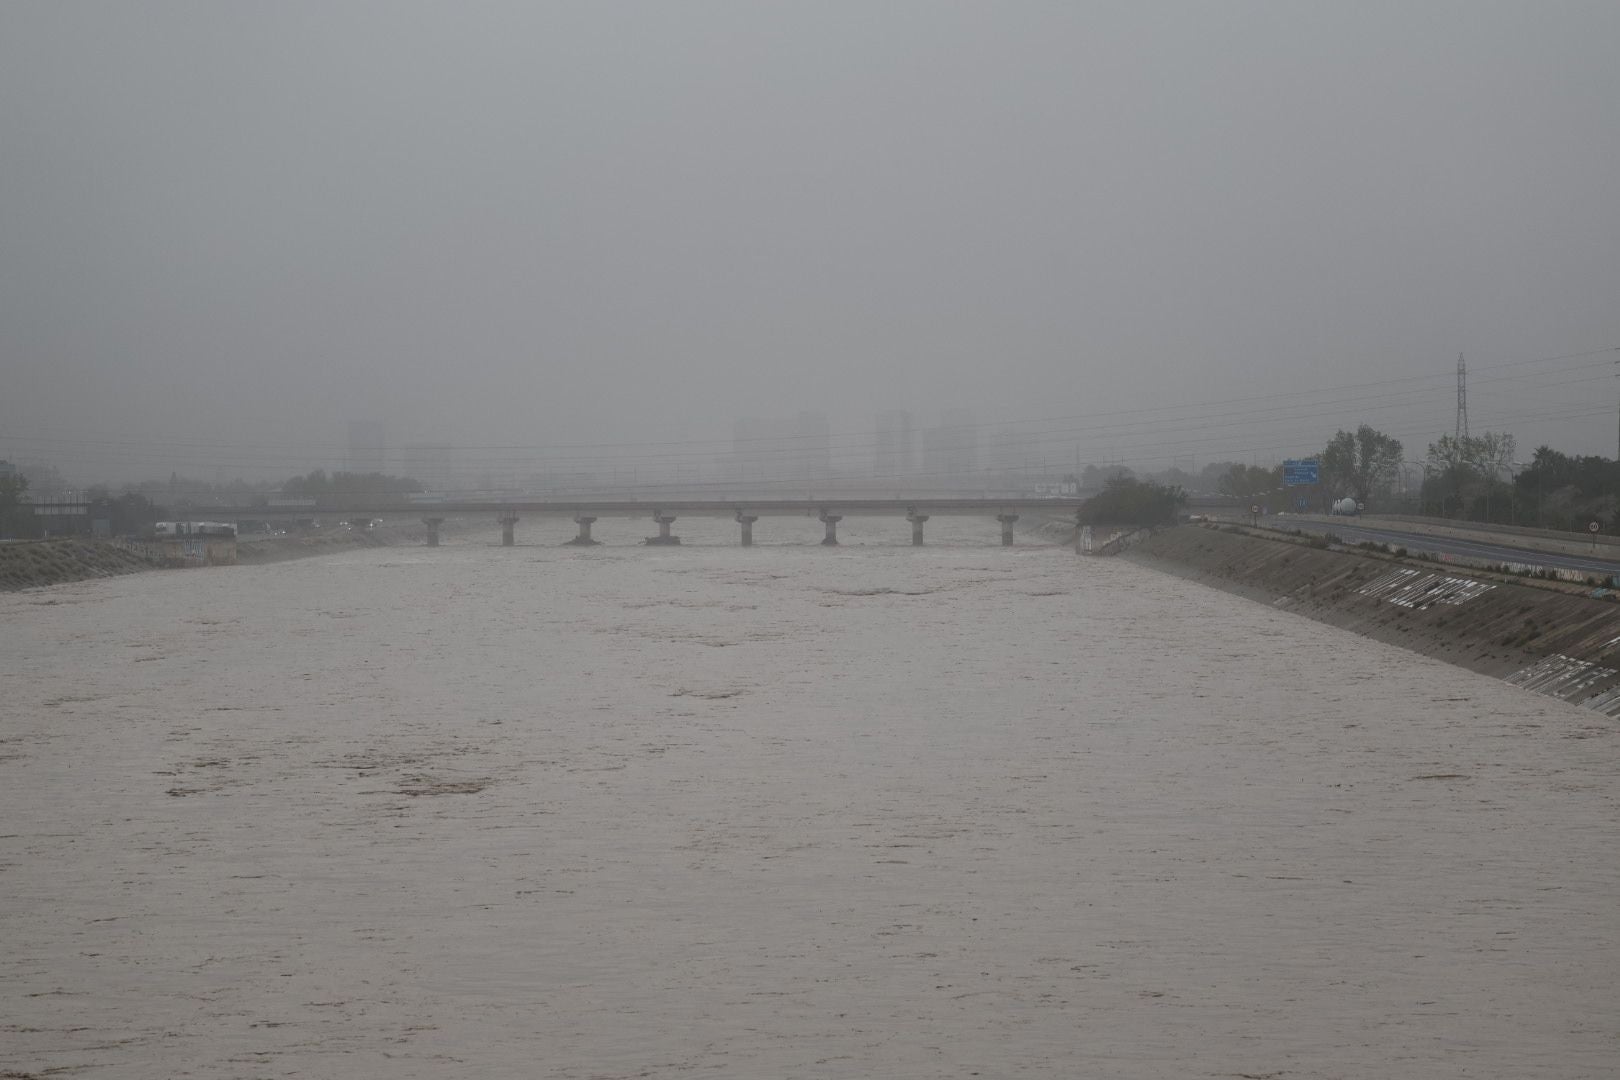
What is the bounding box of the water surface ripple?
[2,519,1616,1078]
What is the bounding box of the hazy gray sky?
[3,1,1617,483]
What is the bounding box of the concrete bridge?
[236,497,1087,548]
[422,498,1083,548]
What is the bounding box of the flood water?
[3,516,1617,1078]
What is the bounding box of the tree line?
[0,472,168,540]
[0,467,428,539]
[1082,421,1620,532]
[278,469,425,497]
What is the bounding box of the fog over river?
[3,517,1616,1078]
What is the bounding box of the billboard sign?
[1283,459,1319,486]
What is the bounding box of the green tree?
[1078,477,1187,527]
[1513,445,1620,530]
[1468,431,1516,476]
[0,470,34,539]
[85,487,161,536]
[1320,425,1403,505]
[1216,463,1281,500]
[1080,464,1134,489]
[1426,431,1516,478]
[1425,431,1519,519]
[280,470,424,507]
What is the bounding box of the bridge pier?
[567,515,599,545]
[997,513,1019,546]
[498,513,519,547]
[646,513,680,545]
[422,517,444,547]
[906,511,929,546]
[735,512,758,546]
[819,511,842,546]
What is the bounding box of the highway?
[1275,518,1620,577]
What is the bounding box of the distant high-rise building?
[916,410,980,489]
[402,443,454,491]
[987,424,1039,486]
[730,412,832,483]
[874,410,914,478]
[347,420,385,475]
[934,409,978,480]
[790,411,832,479]
[731,417,771,482]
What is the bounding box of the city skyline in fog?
[3,2,1618,486]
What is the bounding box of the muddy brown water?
[2,516,1616,1078]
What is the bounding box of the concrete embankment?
[1122,523,1620,715]
[236,529,392,564]
[0,538,160,591]
[1029,513,1080,544]
[1,524,422,590]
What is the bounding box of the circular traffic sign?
[1590,521,1601,533]
[1250,504,1260,515]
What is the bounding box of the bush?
[1077,478,1187,528]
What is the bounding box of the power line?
[3,345,1614,457]
[7,345,1618,489]
[8,363,1614,476]
[4,358,1612,476]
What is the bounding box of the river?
[2,516,1616,1078]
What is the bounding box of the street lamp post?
[1485,460,1521,525]
[1402,460,1432,517]
[1512,460,1537,528]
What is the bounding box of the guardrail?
[1361,513,1620,550]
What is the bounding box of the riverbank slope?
[0,539,159,591]
[1,524,417,591]
[1122,523,1620,714]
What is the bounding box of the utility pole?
[1452,352,1469,520]
[1456,352,1469,442]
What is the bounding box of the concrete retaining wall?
[115,536,237,567]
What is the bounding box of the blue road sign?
[1284,459,1319,486]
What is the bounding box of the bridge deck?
[199,498,1090,518]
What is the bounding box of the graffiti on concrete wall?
[1357,568,1494,609]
